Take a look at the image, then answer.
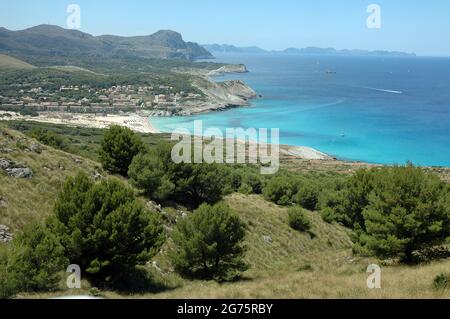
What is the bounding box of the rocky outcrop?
[28,142,42,154]
[149,77,258,117]
[207,64,248,76]
[188,78,258,113]
[153,63,258,117]
[0,158,34,178]
[0,225,12,243]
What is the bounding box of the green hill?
[0,54,35,71]
[1,123,449,299]
[0,25,213,62]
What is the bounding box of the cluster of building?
[0,84,202,113]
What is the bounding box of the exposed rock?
[146,201,162,213]
[0,146,15,153]
[262,235,273,244]
[7,167,34,178]
[0,197,7,208]
[195,78,257,107]
[28,142,42,153]
[0,158,34,178]
[92,171,103,180]
[0,225,13,243]
[207,64,249,77]
[151,261,164,273]
[0,158,11,170]
[72,157,83,164]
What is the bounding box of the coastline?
[0,111,160,134]
[2,111,450,180]
[0,110,335,161]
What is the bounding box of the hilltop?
[0,25,213,62]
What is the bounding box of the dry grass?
[18,194,450,299]
[0,54,35,71]
[0,126,104,231]
[2,125,449,299]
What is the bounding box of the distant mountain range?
[0,25,214,61]
[203,44,417,57]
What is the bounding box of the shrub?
[170,203,248,281]
[99,125,144,176]
[49,173,164,286]
[263,175,297,206]
[241,172,264,194]
[354,165,450,262]
[321,207,338,224]
[129,145,230,207]
[10,223,67,292]
[288,207,311,232]
[29,128,66,150]
[294,183,319,210]
[0,245,19,299]
[433,273,450,290]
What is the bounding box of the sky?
[1,0,450,56]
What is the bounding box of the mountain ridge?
[203,44,417,57]
[0,25,214,61]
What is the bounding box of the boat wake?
[360,86,403,94]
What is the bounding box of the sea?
[151,53,450,167]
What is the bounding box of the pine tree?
[170,203,248,281]
[99,125,144,176]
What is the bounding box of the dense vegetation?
[129,143,235,207]
[1,122,449,299]
[345,166,450,262]
[49,173,164,286]
[0,66,204,99]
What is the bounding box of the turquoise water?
[151,54,450,166]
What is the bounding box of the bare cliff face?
[196,78,257,104]
[163,64,258,116]
[176,77,257,115]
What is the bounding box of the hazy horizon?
[1,0,450,56]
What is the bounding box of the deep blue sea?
[152,53,450,166]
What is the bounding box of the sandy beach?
[0,111,160,134]
[0,111,335,161]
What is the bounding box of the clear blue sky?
[1,0,449,56]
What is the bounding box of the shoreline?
[0,111,334,161]
[2,111,450,178]
[0,111,160,134]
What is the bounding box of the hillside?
[0,25,213,62]
[1,123,449,299]
[0,54,35,71]
[0,125,106,232]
